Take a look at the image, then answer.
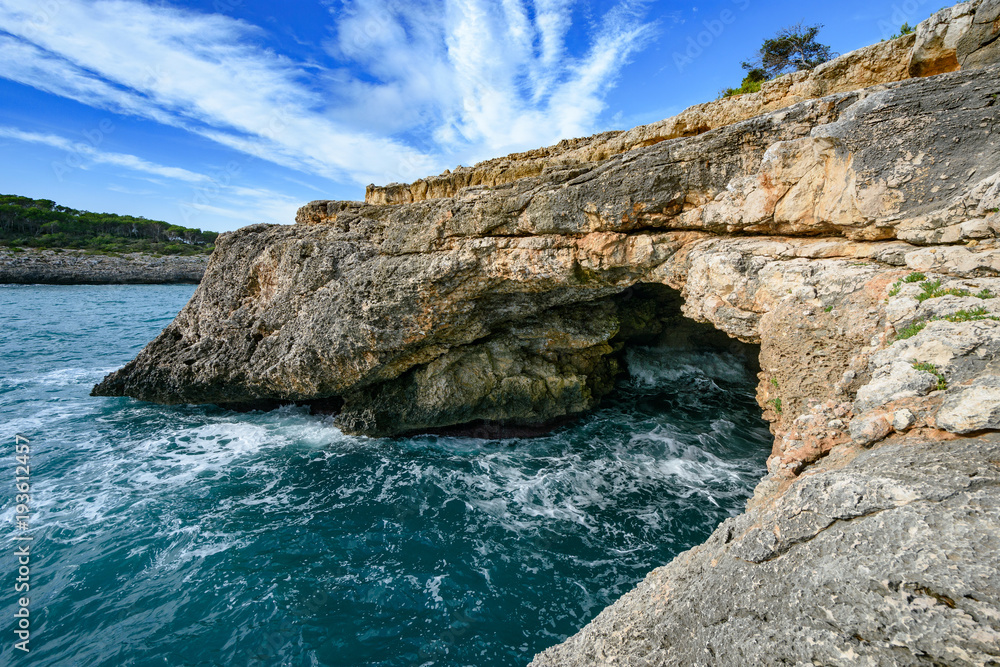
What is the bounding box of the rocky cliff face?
[94,2,1000,663]
[0,249,208,284]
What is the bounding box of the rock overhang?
[91,2,1000,662]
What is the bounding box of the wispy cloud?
[0,0,655,187]
[0,125,211,182]
[327,0,656,161]
[0,124,302,225]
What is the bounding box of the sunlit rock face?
[94,60,1000,437]
[95,3,1000,663]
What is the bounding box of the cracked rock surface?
[530,435,1000,667]
[91,2,1000,663]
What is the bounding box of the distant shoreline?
[0,248,209,285]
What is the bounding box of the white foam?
[625,347,752,388]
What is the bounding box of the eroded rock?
[530,436,1000,667]
[89,3,1000,662]
[937,374,1000,432]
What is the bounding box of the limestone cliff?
[94,2,1000,663]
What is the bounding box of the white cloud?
[0,125,211,182]
[0,0,655,187]
[328,0,656,161]
[0,124,300,227]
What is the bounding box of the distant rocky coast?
[0,248,208,284]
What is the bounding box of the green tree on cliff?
[742,23,837,79]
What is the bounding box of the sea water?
[0,285,770,666]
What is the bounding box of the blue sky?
[0,0,938,232]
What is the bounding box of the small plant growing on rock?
[895,321,927,340]
[890,23,915,39]
[942,306,999,322]
[889,272,929,298]
[770,397,783,414]
[916,279,971,302]
[824,305,833,312]
[976,288,997,299]
[912,362,947,390]
[720,69,767,98]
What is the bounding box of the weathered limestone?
[530,435,1000,667]
[95,64,1000,430]
[910,0,1000,76]
[364,34,917,207]
[93,2,1000,663]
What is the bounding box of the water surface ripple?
[0,285,770,666]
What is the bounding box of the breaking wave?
[0,285,770,666]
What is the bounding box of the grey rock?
[854,360,937,413]
[937,374,1000,433]
[0,249,207,284]
[529,436,1000,667]
[893,408,916,430]
[958,0,1000,70]
[849,413,894,446]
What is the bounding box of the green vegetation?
[916,278,971,302]
[743,23,836,78]
[941,306,999,323]
[912,362,947,391]
[888,272,927,297]
[892,306,998,342]
[895,321,927,340]
[0,194,217,256]
[770,397,783,414]
[888,274,999,302]
[721,23,835,98]
[890,23,915,39]
[824,305,834,312]
[720,69,766,98]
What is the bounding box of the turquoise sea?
[0,284,770,666]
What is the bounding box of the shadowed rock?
[92,3,1000,663]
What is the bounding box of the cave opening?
[611,282,762,379]
[409,282,765,441]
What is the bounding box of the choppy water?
[0,285,770,666]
